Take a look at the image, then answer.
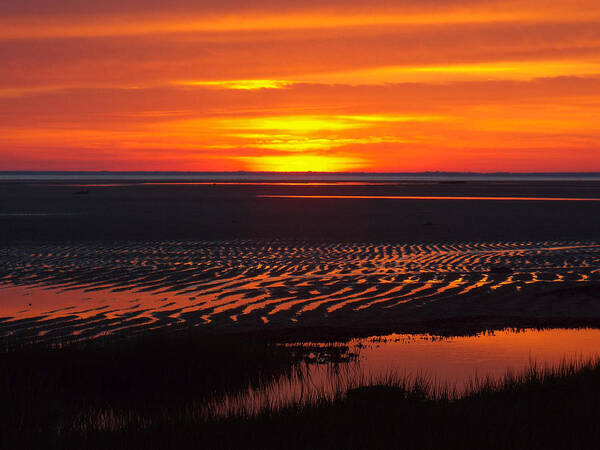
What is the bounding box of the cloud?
[172,80,293,90]
[3,1,600,39]
[2,1,600,171]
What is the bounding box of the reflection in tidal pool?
[340,328,600,385]
[209,328,600,417]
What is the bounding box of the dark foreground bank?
[3,329,600,450]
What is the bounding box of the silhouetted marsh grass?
[3,330,600,449]
[197,357,600,450]
[1,330,350,445]
[200,364,439,419]
[199,356,600,419]
[0,331,600,449]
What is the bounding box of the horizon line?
[3,171,600,175]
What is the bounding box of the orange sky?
[2,0,600,172]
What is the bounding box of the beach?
[3,176,600,448]
[1,177,600,342]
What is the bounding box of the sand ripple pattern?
[1,240,600,341]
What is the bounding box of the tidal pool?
[208,328,600,417]
[335,328,600,385]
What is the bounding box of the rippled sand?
[2,240,600,342]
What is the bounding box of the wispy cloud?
[173,79,293,90]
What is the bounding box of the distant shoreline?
[3,170,600,182]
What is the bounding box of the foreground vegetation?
[3,330,600,449]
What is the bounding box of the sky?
[1,0,600,172]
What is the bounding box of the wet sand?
[2,239,600,342]
[2,179,600,342]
